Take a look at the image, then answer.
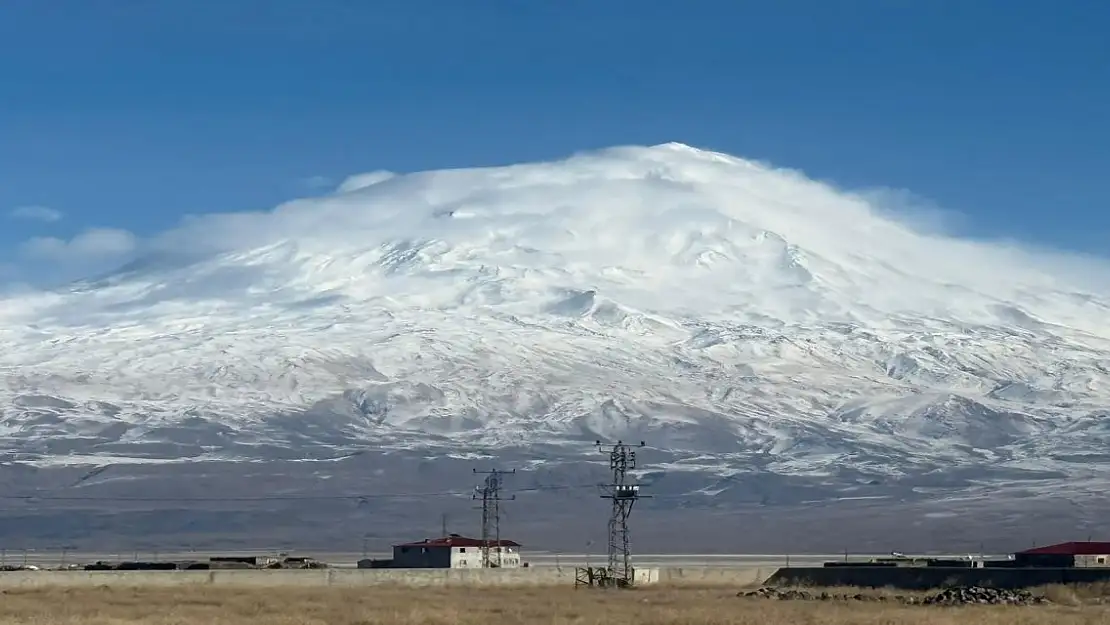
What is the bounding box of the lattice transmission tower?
[473,468,515,567]
[596,439,649,587]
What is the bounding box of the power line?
[0,491,463,502]
[0,474,720,506]
[0,483,599,503]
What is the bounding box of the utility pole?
[597,439,649,588]
[473,468,515,568]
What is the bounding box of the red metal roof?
[394,535,521,549]
[1019,542,1110,555]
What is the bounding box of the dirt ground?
[0,585,1108,625]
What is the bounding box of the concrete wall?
[0,569,571,588]
[0,566,774,588]
[656,567,773,586]
[1075,554,1110,568]
[767,566,1110,590]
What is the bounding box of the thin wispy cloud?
[20,228,137,264]
[299,175,334,190]
[8,205,64,223]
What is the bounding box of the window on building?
[460,548,466,552]
[1098,556,1106,564]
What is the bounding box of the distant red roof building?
[395,534,521,549]
[1018,542,1110,556]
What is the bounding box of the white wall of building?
[450,546,521,569]
[1075,554,1110,568]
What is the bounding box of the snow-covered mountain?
[2,142,1110,508]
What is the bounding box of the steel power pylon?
[473,468,515,568]
[597,439,649,587]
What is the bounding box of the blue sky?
[1,0,1107,285]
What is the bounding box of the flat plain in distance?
[1,549,846,569]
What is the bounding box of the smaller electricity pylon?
[473,468,515,567]
[595,439,649,588]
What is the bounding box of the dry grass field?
[0,585,1108,625]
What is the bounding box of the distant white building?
[390,534,522,569]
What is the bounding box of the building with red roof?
[390,534,523,569]
[1015,542,1110,568]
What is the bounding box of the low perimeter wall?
[657,567,772,586]
[768,566,1110,590]
[0,567,773,589]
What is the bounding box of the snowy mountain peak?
[1,144,1109,509]
[23,144,1107,340]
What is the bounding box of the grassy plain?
[0,585,1107,625]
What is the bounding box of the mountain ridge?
[1,143,1108,519]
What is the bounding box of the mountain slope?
[2,142,1110,504]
